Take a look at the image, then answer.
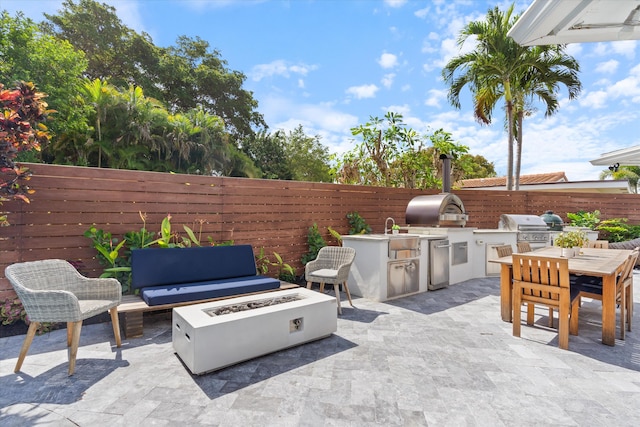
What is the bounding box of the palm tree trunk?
[515,111,523,191]
[505,82,514,191]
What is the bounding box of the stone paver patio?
[2,274,640,426]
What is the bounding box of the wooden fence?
[2,163,639,299]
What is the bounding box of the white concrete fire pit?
[172,288,337,375]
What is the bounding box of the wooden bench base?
[117,282,299,338]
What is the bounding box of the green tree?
[242,130,293,180]
[442,4,580,190]
[285,126,332,182]
[600,166,640,194]
[43,0,264,140]
[0,11,88,147]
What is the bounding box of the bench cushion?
[131,245,259,290]
[140,275,281,306]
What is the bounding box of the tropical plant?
[0,81,51,225]
[347,212,371,235]
[327,226,342,246]
[442,4,581,190]
[271,251,295,282]
[301,223,327,265]
[599,166,640,193]
[554,230,587,248]
[567,210,600,229]
[255,247,270,275]
[596,218,640,243]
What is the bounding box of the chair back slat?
[495,245,513,258]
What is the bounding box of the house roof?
[460,172,568,188]
[508,0,640,46]
[458,172,630,193]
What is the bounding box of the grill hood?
[405,193,468,227]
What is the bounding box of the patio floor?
[2,274,640,426]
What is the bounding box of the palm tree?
[512,46,581,189]
[442,4,581,190]
[600,166,640,193]
[80,78,117,167]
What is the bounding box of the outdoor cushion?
[131,245,259,290]
[140,275,280,306]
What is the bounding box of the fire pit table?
[172,288,337,374]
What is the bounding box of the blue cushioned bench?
[117,245,295,338]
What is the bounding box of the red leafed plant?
[0,81,52,225]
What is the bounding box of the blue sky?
[4,0,640,181]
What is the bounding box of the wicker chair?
[5,259,122,375]
[305,246,356,314]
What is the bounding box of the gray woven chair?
[5,259,122,375]
[305,246,356,314]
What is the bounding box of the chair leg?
[619,285,626,340]
[548,308,554,328]
[14,321,39,373]
[570,298,580,336]
[306,281,312,289]
[67,321,73,346]
[334,283,342,315]
[513,289,522,338]
[68,320,82,376]
[627,285,633,331]
[110,307,122,348]
[343,281,354,308]
[526,303,535,326]
[320,282,325,293]
[558,305,569,350]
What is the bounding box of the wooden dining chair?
[586,240,609,249]
[495,245,513,258]
[570,248,639,339]
[517,242,532,253]
[512,254,577,350]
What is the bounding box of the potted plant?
[554,230,588,257]
[392,224,401,235]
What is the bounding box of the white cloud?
[249,60,318,81]
[345,84,379,99]
[384,0,407,8]
[414,7,430,19]
[595,60,619,74]
[424,89,447,108]
[381,73,396,89]
[593,40,637,59]
[378,52,399,69]
[579,90,609,109]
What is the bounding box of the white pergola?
[508,0,640,168]
[507,0,640,46]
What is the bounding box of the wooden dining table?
[490,246,633,346]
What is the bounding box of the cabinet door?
[387,261,407,298]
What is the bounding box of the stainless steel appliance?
[404,155,469,228]
[387,236,420,299]
[429,238,450,290]
[498,214,551,249]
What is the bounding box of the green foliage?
[567,210,600,229]
[0,81,52,225]
[1,298,27,325]
[301,223,327,265]
[85,213,228,293]
[347,212,372,235]
[327,226,342,246]
[596,218,640,243]
[271,251,295,282]
[554,230,587,248]
[255,247,270,275]
[1,298,55,334]
[335,112,477,189]
[242,126,332,182]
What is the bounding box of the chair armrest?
[17,289,83,322]
[70,277,122,302]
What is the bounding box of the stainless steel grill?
[405,193,469,227]
[498,214,551,248]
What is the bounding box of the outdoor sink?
[388,235,420,251]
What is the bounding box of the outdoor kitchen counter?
[342,234,442,302]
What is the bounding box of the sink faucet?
[385,217,396,235]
